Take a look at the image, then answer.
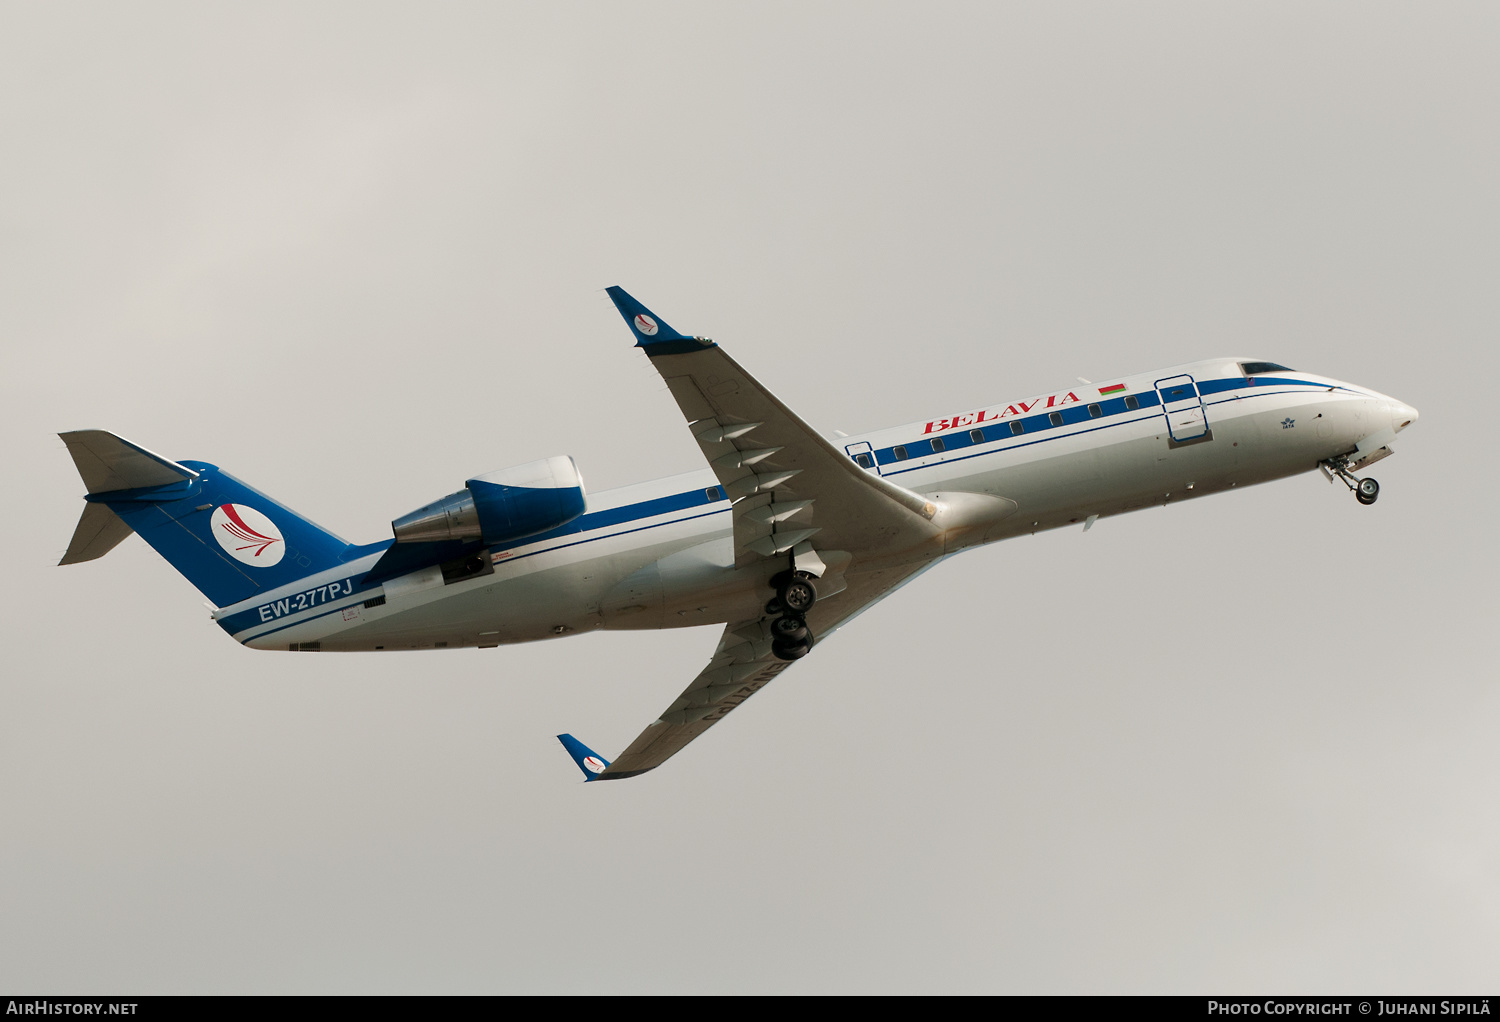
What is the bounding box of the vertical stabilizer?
[59,430,368,607]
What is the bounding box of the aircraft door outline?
[844,440,883,476]
[1154,374,1210,443]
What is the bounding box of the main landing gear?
[1320,457,1381,506]
[767,570,817,661]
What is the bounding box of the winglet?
[556,734,611,781]
[604,286,715,354]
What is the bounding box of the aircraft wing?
[566,288,968,781]
[604,286,941,568]
[589,558,934,780]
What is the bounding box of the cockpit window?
[1240,361,1293,375]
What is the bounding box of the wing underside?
[596,560,934,779]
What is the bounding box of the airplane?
[58,286,1419,781]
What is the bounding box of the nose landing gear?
[1321,457,1381,506]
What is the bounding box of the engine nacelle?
[391,456,586,546]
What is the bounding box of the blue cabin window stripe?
[869,374,1333,467]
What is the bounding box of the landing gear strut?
[769,568,817,661]
[1320,457,1380,506]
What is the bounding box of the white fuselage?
[214,359,1415,652]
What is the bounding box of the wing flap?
[663,375,718,422]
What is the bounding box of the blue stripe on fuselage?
[871,375,1349,473]
[217,485,730,639]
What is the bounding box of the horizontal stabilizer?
[59,502,133,565]
[556,734,611,781]
[60,430,198,494]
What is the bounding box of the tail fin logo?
[210,504,285,566]
[582,756,606,773]
[633,313,658,336]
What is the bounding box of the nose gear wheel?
[1320,457,1380,506]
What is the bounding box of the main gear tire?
[779,578,817,614]
[772,637,812,661]
[1356,478,1380,505]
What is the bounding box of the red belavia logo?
[209,503,286,567]
[923,391,1083,434]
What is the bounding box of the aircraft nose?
[1391,400,1419,433]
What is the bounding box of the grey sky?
[2,1,1496,993]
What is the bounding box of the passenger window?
[1124,395,1139,410]
[970,429,985,443]
[931,437,945,453]
[1010,421,1024,436]
[854,453,873,469]
[1049,412,1063,427]
[894,446,908,461]
[705,486,721,501]
[1088,404,1102,418]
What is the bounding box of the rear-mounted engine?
[391,456,586,546]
